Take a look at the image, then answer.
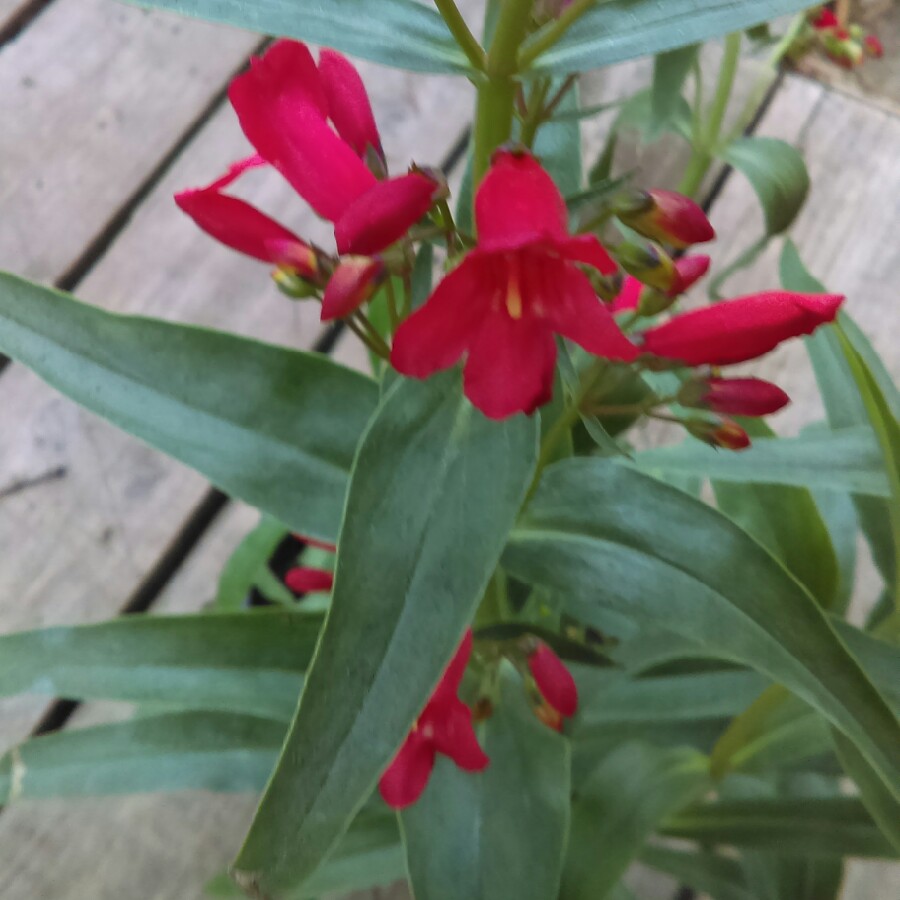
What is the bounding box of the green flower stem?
[385,279,400,332]
[519,78,552,148]
[346,315,390,360]
[472,0,534,191]
[518,0,599,70]
[434,0,486,70]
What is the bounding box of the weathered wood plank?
[0,0,261,283]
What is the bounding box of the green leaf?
[639,845,756,900]
[713,420,840,608]
[0,273,378,544]
[0,611,320,721]
[0,712,283,802]
[411,241,435,311]
[527,1,815,74]
[503,460,900,803]
[782,240,899,596]
[721,137,809,234]
[125,0,468,73]
[561,742,708,899]
[213,516,292,611]
[631,426,890,497]
[663,796,898,858]
[832,728,900,855]
[651,44,700,140]
[812,486,858,615]
[232,372,538,895]
[576,670,767,740]
[534,80,582,198]
[400,666,570,900]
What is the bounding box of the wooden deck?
[0,0,897,897]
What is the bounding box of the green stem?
[518,0,598,70]
[346,316,390,360]
[385,279,400,333]
[676,149,711,198]
[705,31,741,150]
[519,78,551,147]
[434,0,486,70]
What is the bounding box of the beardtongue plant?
[0,2,898,900]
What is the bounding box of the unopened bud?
[615,242,679,294]
[320,256,386,321]
[285,567,334,594]
[680,376,790,417]
[616,189,715,248]
[528,643,578,718]
[272,267,319,299]
[588,270,624,303]
[864,34,884,58]
[685,417,751,451]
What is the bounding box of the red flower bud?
[671,254,711,296]
[686,417,752,451]
[321,256,385,321]
[528,643,578,718]
[693,377,791,417]
[285,567,334,594]
[615,242,680,294]
[812,8,839,30]
[864,35,884,58]
[641,291,843,366]
[616,189,715,248]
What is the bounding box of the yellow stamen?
[505,256,524,320]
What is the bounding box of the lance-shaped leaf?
[232,372,538,895]
[526,1,817,74]
[631,426,889,497]
[125,0,469,73]
[0,712,284,802]
[662,796,898,859]
[0,611,320,721]
[503,460,900,803]
[400,666,570,900]
[0,273,378,543]
[561,741,708,899]
[651,44,700,140]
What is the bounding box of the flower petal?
[545,265,639,362]
[174,188,314,272]
[246,40,328,119]
[611,276,643,313]
[229,53,376,223]
[321,257,385,321]
[528,643,578,718]
[318,49,383,159]
[334,172,438,256]
[391,255,493,379]
[433,629,473,700]
[379,730,436,809]
[203,154,267,193]
[475,150,567,251]
[430,698,489,772]
[641,291,844,366]
[463,312,557,420]
[284,567,334,594]
[555,234,617,275]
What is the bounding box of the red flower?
[812,8,839,30]
[284,567,335,594]
[176,41,438,266]
[528,643,578,719]
[391,151,637,420]
[321,256,386,321]
[641,291,843,366]
[864,34,884,58]
[379,630,488,809]
[685,376,791,417]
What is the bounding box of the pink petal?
[545,265,639,361]
[433,630,474,700]
[391,255,493,379]
[463,313,558,420]
[334,172,438,256]
[430,698,489,772]
[528,643,578,718]
[204,154,267,192]
[174,188,314,271]
[379,730,436,809]
[555,234,617,275]
[318,49,383,159]
[611,276,643,313]
[284,567,334,594]
[246,40,328,119]
[229,60,376,223]
[475,150,567,252]
[321,257,385,321]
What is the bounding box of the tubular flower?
[392,150,637,420]
[615,189,715,249]
[681,376,791,417]
[176,40,439,267]
[640,291,843,366]
[528,643,578,720]
[379,630,488,809]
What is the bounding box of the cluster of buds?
[802,6,884,69]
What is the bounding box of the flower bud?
[320,256,385,321]
[272,267,319,299]
[685,417,751,451]
[528,643,578,718]
[285,566,334,594]
[614,242,679,294]
[614,189,715,248]
[680,376,790,417]
[864,34,884,58]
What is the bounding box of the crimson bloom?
[616,189,715,249]
[379,630,488,809]
[392,151,637,420]
[176,41,438,268]
[685,376,791,417]
[641,291,843,366]
[528,643,578,720]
